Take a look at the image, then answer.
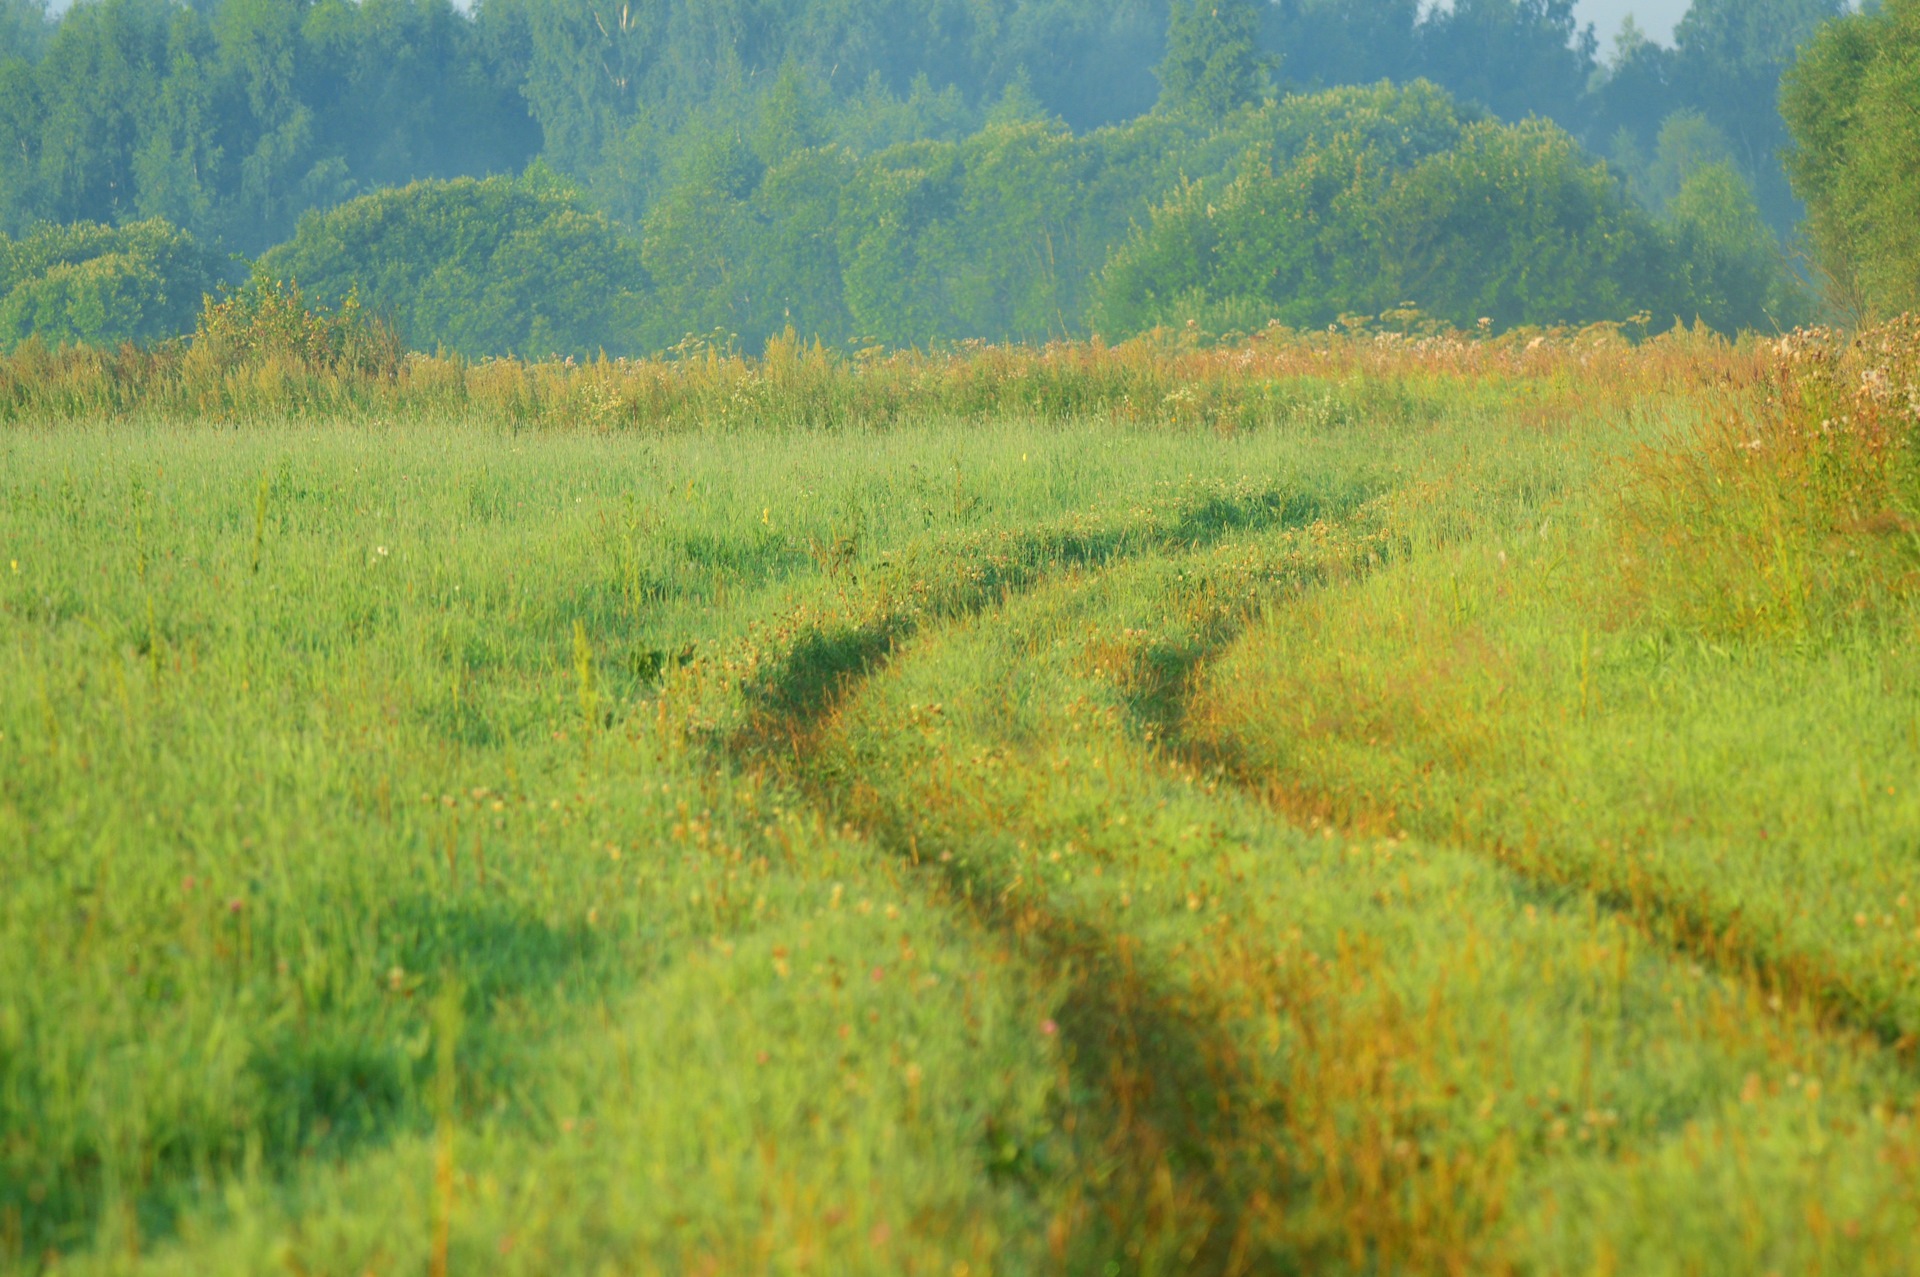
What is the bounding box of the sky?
[1570,0,1693,44]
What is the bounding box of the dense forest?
[0,0,1881,354]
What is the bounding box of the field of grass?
[5,322,1920,1273]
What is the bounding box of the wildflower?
[181,876,195,892]
[1041,1018,1058,1036]
[228,898,245,913]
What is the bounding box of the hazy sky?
[1570,0,1693,45]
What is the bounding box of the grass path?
[782,523,1920,1273]
[701,380,1920,1272]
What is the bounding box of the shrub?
[255,168,649,359]
[0,218,222,351]
[189,278,404,378]
[1093,109,1677,336]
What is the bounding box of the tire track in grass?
[734,524,1429,1272]
[684,434,1920,1269]
[658,499,1400,1272]
[1171,548,1920,1064]
[753,523,1920,1272]
[662,473,1370,756]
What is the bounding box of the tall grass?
[1189,315,1920,1043]
[1,298,1757,433]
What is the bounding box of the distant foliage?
[0,218,222,351]
[631,80,1703,352]
[1414,0,1593,128]
[1783,0,1920,318]
[625,87,1228,351]
[0,0,47,63]
[1155,0,1272,117]
[0,0,1853,258]
[0,0,538,253]
[1611,110,1736,215]
[1095,104,1690,336]
[256,170,648,359]
[1589,0,1845,231]
[1661,163,1807,334]
[0,0,1852,355]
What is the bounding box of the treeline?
[4,78,1801,357]
[0,0,1841,244]
[0,0,1871,354]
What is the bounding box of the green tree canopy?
[1155,0,1272,118]
[1783,0,1920,317]
[1091,99,1761,338]
[0,0,538,253]
[1415,0,1593,128]
[0,0,48,62]
[1675,0,1845,228]
[0,217,223,350]
[1661,161,1804,334]
[0,0,1862,258]
[255,167,647,357]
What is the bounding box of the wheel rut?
[689,489,1920,1273]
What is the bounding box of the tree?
[0,0,537,251]
[0,217,223,349]
[0,0,49,64]
[1663,161,1804,333]
[255,167,647,356]
[1611,109,1738,214]
[1001,0,1164,131]
[1782,0,1920,316]
[27,0,172,229]
[1675,0,1846,229]
[1155,0,1272,118]
[1587,17,1679,172]
[1093,91,1694,338]
[1415,0,1596,127]
[1265,0,1418,91]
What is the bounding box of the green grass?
[6,330,1920,1274]
[0,397,1413,1272]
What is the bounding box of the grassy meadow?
[5,323,1920,1274]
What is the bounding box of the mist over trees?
[1593,0,1845,231]
[0,0,1871,353]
